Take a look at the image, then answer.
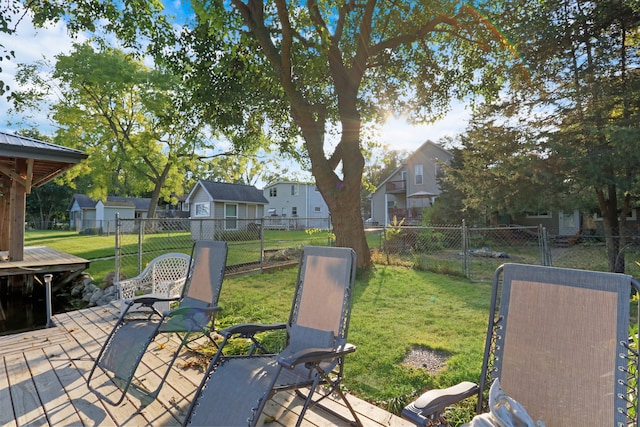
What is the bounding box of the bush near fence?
[115,218,640,284]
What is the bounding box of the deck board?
[0,325,69,357]
[0,305,413,427]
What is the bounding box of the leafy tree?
[171,1,520,269]
[26,181,74,229]
[11,0,522,268]
[430,146,487,226]
[455,0,640,272]
[12,43,224,217]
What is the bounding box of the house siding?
[371,141,452,226]
[186,180,269,238]
[263,182,330,229]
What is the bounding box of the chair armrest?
[128,295,180,305]
[220,322,287,338]
[164,305,221,318]
[402,381,479,424]
[278,343,356,369]
[119,277,151,299]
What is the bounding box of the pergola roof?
[0,131,88,191]
[0,131,87,262]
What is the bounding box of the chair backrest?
[481,263,640,426]
[150,252,192,295]
[287,246,357,351]
[179,240,228,309]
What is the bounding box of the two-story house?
[370,140,452,226]
[263,181,330,229]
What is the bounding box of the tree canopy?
[10,0,533,269]
[168,1,522,268]
[439,0,640,272]
[11,43,224,215]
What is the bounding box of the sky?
[0,5,470,168]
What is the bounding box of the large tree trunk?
[597,185,625,273]
[293,108,373,270]
[146,163,172,219]
[317,166,372,271]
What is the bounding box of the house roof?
[263,180,314,189]
[70,194,151,211]
[0,131,87,188]
[188,180,269,204]
[106,196,151,210]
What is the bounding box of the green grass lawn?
[26,231,486,420]
[216,264,489,420]
[23,229,640,424]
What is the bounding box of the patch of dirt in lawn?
[402,346,450,375]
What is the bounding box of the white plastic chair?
[118,252,192,314]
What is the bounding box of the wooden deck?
[0,305,412,426]
[0,246,90,276]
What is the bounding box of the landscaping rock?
[89,289,104,306]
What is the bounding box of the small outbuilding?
[69,194,151,233]
[185,180,268,239]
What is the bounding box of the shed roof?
[71,194,151,211]
[189,180,268,204]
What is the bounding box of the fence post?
[260,217,264,273]
[137,218,143,274]
[462,220,469,279]
[115,213,121,298]
[540,225,552,266]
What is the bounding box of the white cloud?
[1,11,84,134]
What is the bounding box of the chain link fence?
[115,217,640,283]
[367,223,640,281]
[366,223,545,281]
[115,216,333,280]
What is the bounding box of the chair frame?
[87,240,228,407]
[402,263,640,426]
[184,245,363,427]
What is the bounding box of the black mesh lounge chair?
[402,263,640,426]
[87,240,228,406]
[184,245,363,427]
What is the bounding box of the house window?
[291,185,298,196]
[314,206,321,212]
[194,202,210,217]
[225,204,237,229]
[594,209,637,221]
[281,207,287,217]
[292,207,298,216]
[415,164,423,185]
[525,211,552,218]
[269,187,277,197]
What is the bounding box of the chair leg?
[294,366,364,427]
